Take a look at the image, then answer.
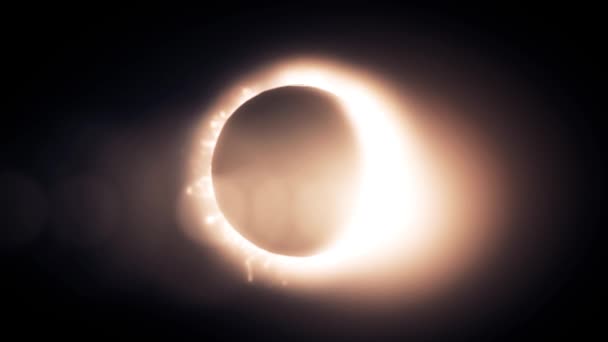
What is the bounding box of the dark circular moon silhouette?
[211,86,361,256]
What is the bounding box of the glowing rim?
[186,59,432,284]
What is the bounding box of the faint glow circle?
[186,58,435,285]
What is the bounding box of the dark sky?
[2,4,601,341]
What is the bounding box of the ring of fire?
[182,58,495,297]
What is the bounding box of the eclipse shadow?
[211,86,361,256]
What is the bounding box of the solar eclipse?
[181,58,505,301]
[5,7,592,340]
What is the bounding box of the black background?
[2,4,601,341]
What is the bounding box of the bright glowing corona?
[184,58,445,293]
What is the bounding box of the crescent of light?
[184,58,441,289]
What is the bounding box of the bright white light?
[184,59,435,282]
[181,58,499,299]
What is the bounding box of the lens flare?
[181,58,501,300]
